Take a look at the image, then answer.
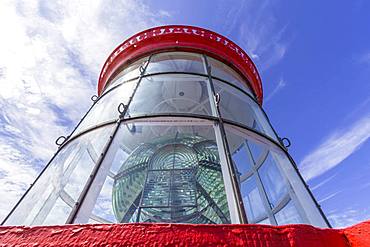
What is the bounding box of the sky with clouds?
[0,0,369,228]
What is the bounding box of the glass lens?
[75,118,231,224]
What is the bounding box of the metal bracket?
[139,65,145,75]
[55,136,67,146]
[91,95,98,102]
[280,137,291,148]
[118,103,126,115]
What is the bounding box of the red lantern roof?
[98,25,263,104]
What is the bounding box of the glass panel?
[146,52,205,74]
[231,143,253,177]
[274,200,302,225]
[127,74,214,117]
[208,56,253,96]
[259,154,289,208]
[257,217,271,225]
[214,80,277,140]
[241,176,267,222]
[269,150,325,226]
[42,198,72,225]
[105,56,148,91]
[3,125,114,226]
[75,118,231,224]
[224,123,314,225]
[73,80,135,136]
[90,177,116,223]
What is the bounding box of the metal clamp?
[281,137,291,148]
[214,93,220,106]
[55,136,67,146]
[90,95,98,102]
[139,65,145,75]
[118,103,126,115]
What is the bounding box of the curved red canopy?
[98,25,263,104]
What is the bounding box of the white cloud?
[299,115,370,181]
[265,78,287,102]
[0,0,163,221]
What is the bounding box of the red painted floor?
[0,221,369,246]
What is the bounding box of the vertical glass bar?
[213,123,240,223]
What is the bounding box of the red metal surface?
[98,25,264,104]
[342,221,370,247]
[1,221,370,246]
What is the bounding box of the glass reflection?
[258,154,288,207]
[105,57,148,91]
[127,74,214,117]
[275,201,302,225]
[241,176,267,222]
[213,80,277,140]
[225,124,306,225]
[3,125,114,226]
[73,81,136,136]
[146,52,205,75]
[207,56,253,96]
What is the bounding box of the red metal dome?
[97,25,264,104]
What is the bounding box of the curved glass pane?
[146,52,205,75]
[74,118,231,224]
[241,176,267,222]
[105,56,148,91]
[257,217,271,225]
[274,200,302,225]
[126,74,215,117]
[259,154,289,208]
[73,81,136,136]
[224,123,308,225]
[208,56,253,96]
[3,125,114,226]
[214,79,277,140]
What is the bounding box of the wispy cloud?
[265,78,287,102]
[220,0,290,71]
[0,0,163,221]
[310,172,338,191]
[327,206,370,228]
[318,190,342,204]
[358,51,370,65]
[299,115,370,181]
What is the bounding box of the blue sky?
[0,0,369,227]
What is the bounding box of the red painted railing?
[0,221,369,246]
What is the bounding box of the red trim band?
[97,25,263,104]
